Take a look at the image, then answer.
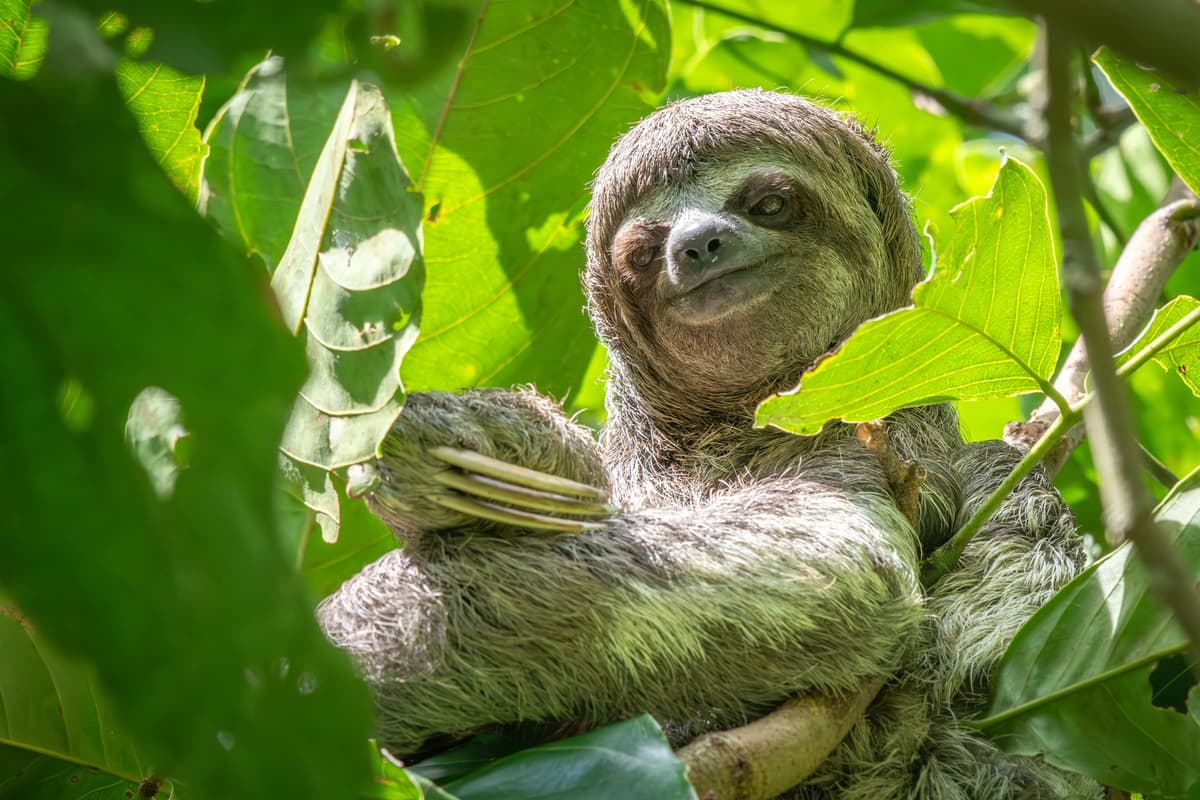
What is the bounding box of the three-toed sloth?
[318,90,1096,799]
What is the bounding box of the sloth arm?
[320,422,925,752]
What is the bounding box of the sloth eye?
[749,194,785,216]
[631,245,658,267]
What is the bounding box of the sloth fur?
[318,90,1098,799]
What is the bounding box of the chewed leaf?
[1117,295,1200,396]
[201,62,424,540]
[1095,48,1200,196]
[757,157,1060,434]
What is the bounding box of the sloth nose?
[670,214,741,270]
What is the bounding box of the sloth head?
[584,90,921,416]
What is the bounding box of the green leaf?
[206,64,423,474]
[1118,295,1200,396]
[0,612,149,788]
[0,71,373,799]
[980,468,1200,798]
[0,745,143,800]
[1095,48,1200,197]
[200,58,348,269]
[391,0,671,396]
[440,716,696,800]
[0,0,45,79]
[116,59,206,200]
[757,157,1060,434]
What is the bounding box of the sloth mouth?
[669,261,775,324]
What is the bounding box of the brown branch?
[676,0,1028,140]
[1004,178,1200,471]
[679,681,883,800]
[1038,19,1200,665]
[856,421,926,529]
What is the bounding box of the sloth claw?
[429,493,606,532]
[427,446,614,530]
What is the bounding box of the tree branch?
[1038,20,1200,665]
[1004,179,1200,471]
[679,681,883,800]
[676,0,1028,140]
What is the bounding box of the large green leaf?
[0,69,373,799]
[391,0,671,396]
[757,157,1060,434]
[203,62,425,538]
[201,58,348,270]
[1117,295,1200,397]
[980,468,1200,798]
[116,59,207,201]
[0,0,46,79]
[0,612,148,789]
[1095,48,1200,198]
[438,716,696,800]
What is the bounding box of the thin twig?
[1040,20,1200,666]
[676,0,1029,140]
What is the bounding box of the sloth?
[318,90,1096,799]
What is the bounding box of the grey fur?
[318,90,1098,799]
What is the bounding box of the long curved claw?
[430,493,605,532]
[425,446,615,531]
[428,446,609,500]
[432,470,617,517]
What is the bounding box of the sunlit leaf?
[980,467,1200,798]
[116,59,206,200]
[0,0,45,79]
[1118,295,1200,396]
[392,0,671,396]
[757,157,1060,434]
[1095,48,1200,197]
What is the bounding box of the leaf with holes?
[757,157,1060,434]
[979,467,1200,797]
[202,62,424,538]
[1095,48,1200,197]
[1117,295,1200,397]
[389,0,671,396]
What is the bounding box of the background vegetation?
[2,1,1200,798]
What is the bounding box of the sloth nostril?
[685,248,700,260]
[706,238,721,253]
